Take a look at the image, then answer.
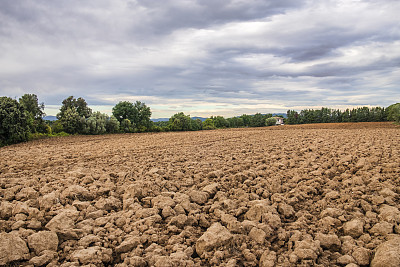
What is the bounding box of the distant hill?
[192,117,207,122]
[151,117,207,122]
[44,116,57,121]
[151,118,169,122]
[272,113,287,118]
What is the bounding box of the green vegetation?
[386,103,400,123]
[286,106,388,125]
[266,117,277,126]
[202,118,216,130]
[0,97,29,146]
[112,101,152,133]
[0,93,398,147]
[19,94,47,133]
[57,96,92,134]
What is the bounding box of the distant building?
[272,117,284,125]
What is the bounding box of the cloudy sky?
[1,0,399,118]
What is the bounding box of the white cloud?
[1,0,399,118]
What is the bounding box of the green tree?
[19,94,44,119]
[112,101,134,123]
[133,101,152,132]
[84,112,107,135]
[266,117,277,126]
[120,119,133,133]
[240,114,252,127]
[19,94,47,133]
[286,110,300,124]
[211,116,229,128]
[191,118,203,131]
[169,112,192,131]
[58,96,92,120]
[227,117,244,128]
[0,97,29,146]
[387,103,400,122]
[106,116,120,133]
[57,96,91,134]
[112,101,152,132]
[202,118,216,130]
[250,113,265,127]
[59,107,85,134]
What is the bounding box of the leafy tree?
[58,96,92,120]
[112,101,134,123]
[120,119,133,133]
[59,107,86,134]
[240,114,252,127]
[19,94,44,119]
[57,96,91,134]
[202,118,216,130]
[266,117,277,126]
[106,116,120,133]
[387,103,400,122]
[19,94,47,133]
[84,112,107,135]
[132,101,152,132]
[112,101,152,132]
[169,112,192,131]
[211,116,229,128]
[286,106,387,125]
[227,117,244,128]
[0,97,29,146]
[342,109,350,122]
[250,113,265,127]
[191,118,203,131]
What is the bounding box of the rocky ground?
[0,122,399,266]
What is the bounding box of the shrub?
[202,118,216,130]
[51,120,64,133]
[106,116,120,133]
[266,117,277,126]
[84,112,107,135]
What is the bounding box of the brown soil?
[0,122,399,266]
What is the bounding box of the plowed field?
[1,122,399,266]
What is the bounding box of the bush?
[51,120,64,133]
[120,119,133,133]
[106,116,120,133]
[266,117,277,126]
[202,118,216,130]
[28,131,70,141]
[84,112,107,135]
[28,132,47,141]
[52,132,69,137]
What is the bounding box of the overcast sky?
[1,0,399,118]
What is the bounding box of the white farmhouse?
[272,117,284,125]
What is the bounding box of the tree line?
[154,112,279,132]
[286,105,400,125]
[0,94,399,146]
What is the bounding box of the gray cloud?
[0,0,399,118]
